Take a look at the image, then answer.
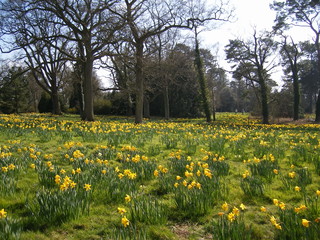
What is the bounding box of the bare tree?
[271,0,320,121]
[280,36,302,120]
[108,0,231,123]
[225,30,278,124]
[0,0,122,121]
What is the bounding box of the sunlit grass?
[0,113,319,239]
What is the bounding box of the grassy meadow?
[0,113,319,240]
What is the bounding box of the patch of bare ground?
[270,117,316,125]
[171,224,212,240]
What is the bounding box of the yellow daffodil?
[0,209,7,218]
[8,164,15,170]
[260,206,267,212]
[232,207,240,216]
[221,202,229,212]
[117,207,127,215]
[302,219,310,228]
[288,171,296,179]
[275,223,282,230]
[124,194,131,203]
[294,186,301,192]
[279,202,286,210]
[83,184,91,191]
[239,203,246,210]
[121,216,130,227]
[227,212,236,222]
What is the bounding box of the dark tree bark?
[134,41,144,123]
[164,86,170,120]
[316,89,320,122]
[51,83,61,115]
[259,75,269,124]
[143,95,150,119]
[194,29,212,122]
[281,37,301,121]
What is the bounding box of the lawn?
[0,113,319,239]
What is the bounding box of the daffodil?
[8,164,15,170]
[302,219,310,228]
[221,202,229,212]
[288,171,296,178]
[227,212,236,222]
[278,202,286,210]
[117,207,127,215]
[83,184,91,191]
[124,194,131,203]
[121,216,130,227]
[0,209,7,218]
[260,206,267,212]
[239,203,246,210]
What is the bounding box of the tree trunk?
[164,85,170,120]
[78,82,85,119]
[212,89,216,121]
[194,36,211,123]
[127,93,133,116]
[51,82,61,115]
[135,41,144,124]
[82,57,94,121]
[293,71,300,121]
[315,89,320,123]
[143,95,150,119]
[51,92,61,115]
[260,78,269,124]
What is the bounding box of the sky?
[199,0,314,87]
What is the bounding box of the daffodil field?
[0,113,319,239]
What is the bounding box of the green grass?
[0,113,319,239]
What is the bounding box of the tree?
[280,36,302,120]
[2,6,69,115]
[194,27,212,122]
[0,66,31,113]
[225,30,278,124]
[0,0,122,121]
[109,0,231,123]
[271,0,320,122]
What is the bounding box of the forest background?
[0,0,319,124]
